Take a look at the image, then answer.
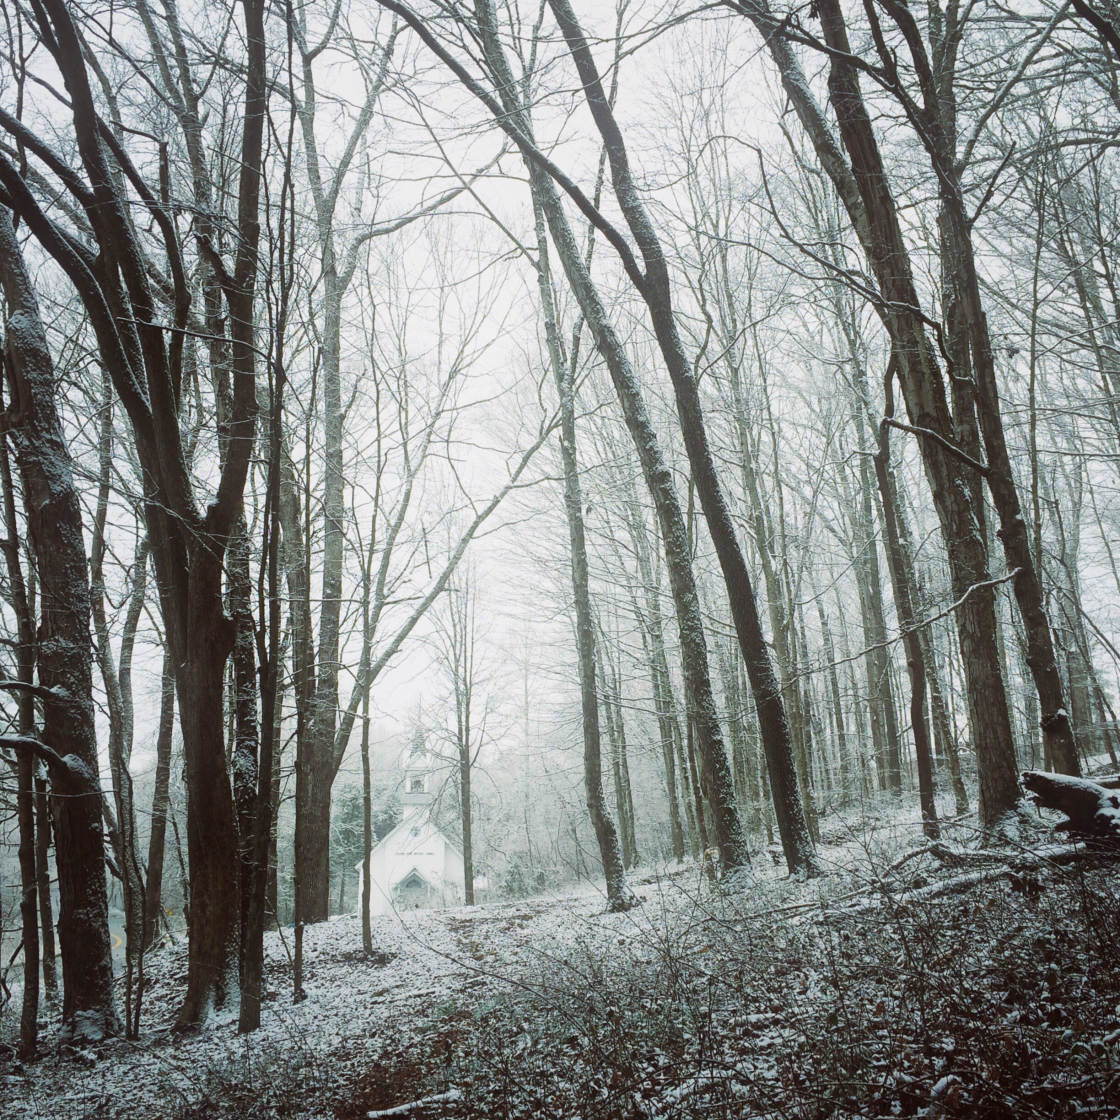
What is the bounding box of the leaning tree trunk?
[0,208,119,1041]
[545,0,814,873]
[465,0,752,872]
[735,0,1021,827]
[725,351,818,834]
[819,0,1021,826]
[933,115,1080,780]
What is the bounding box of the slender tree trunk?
[459,736,475,905]
[0,424,39,1057]
[532,200,630,910]
[599,636,639,868]
[937,144,1080,778]
[143,658,175,949]
[876,377,940,838]
[228,516,260,1026]
[361,683,373,952]
[90,375,148,1037]
[616,715,638,866]
[35,773,56,999]
[287,17,400,925]
[727,356,815,825]
[14,746,37,1056]
[626,501,685,860]
[818,603,853,802]
[850,446,902,795]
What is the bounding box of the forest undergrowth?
[6,815,1120,1120]
[409,863,1120,1118]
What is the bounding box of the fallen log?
[366,1090,463,1118]
[1022,770,1120,842]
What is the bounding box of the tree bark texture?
[0,208,119,1041]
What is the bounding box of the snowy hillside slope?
[4,801,1119,1119]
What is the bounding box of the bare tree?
[384,0,775,871]
[731,0,1024,825]
[0,0,267,1025]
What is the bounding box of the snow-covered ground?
[0,836,874,1119]
[0,872,692,1118]
[4,792,1119,1119]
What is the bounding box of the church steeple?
[401,727,433,808]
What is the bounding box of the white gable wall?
[356,807,465,917]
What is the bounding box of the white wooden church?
[356,745,467,917]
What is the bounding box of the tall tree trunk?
[0,208,119,1040]
[458,0,756,871]
[228,516,260,1026]
[286,16,400,926]
[90,374,148,1037]
[360,681,373,952]
[459,733,475,906]
[0,0,265,1027]
[848,437,902,795]
[725,351,817,835]
[932,140,1078,777]
[240,354,284,1031]
[545,0,812,872]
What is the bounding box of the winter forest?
[1,0,1119,1115]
